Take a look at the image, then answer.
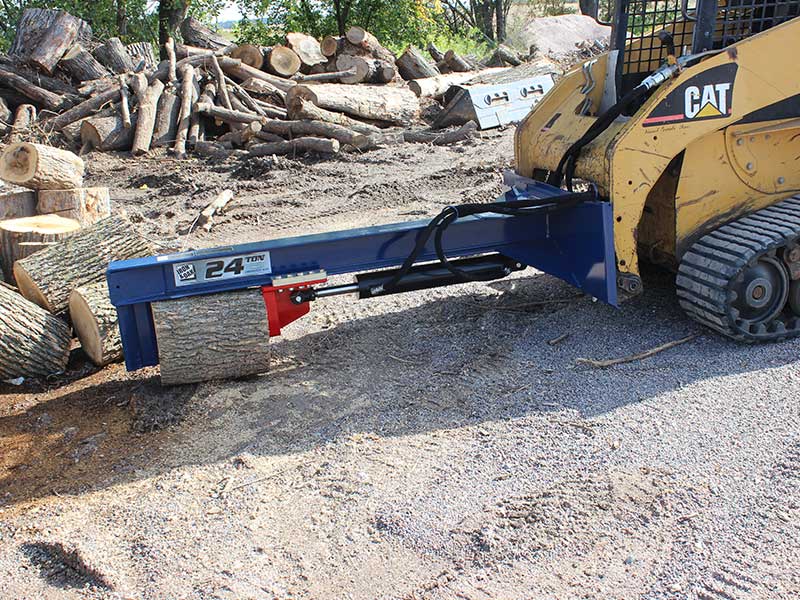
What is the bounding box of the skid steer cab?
[110,0,800,384]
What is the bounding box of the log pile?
[0,9,551,161]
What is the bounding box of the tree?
[440,0,513,43]
[158,0,189,46]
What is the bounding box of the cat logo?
[643,63,737,127]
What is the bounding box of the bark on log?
[427,42,445,63]
[127,42,157,72]
[26,11,82,75]
[0,56,79,95]
[335,55,395,84]
[180,16,229,51]
[94,38,136,74]
[320,36,343,58]
[9,8,92,58]
[396,46,439,80]
[403,121,479,145]
[0,284,72,380]
[13,215,154,314]
[0,191,36,221]
[151,90,180,147]
[59,44,109,81]
[345,26,395,64]
[151,288,271,385]
[165,36,177,82]
[218,122,263,147]
[261,119,370,150]
[196,103,263,125]
[286,96,382,134]
[490,44,523,67]
[47,85,121,131]
[9,104,36,144]
[80,112,137,151]
[0,215,80,282]
[265,46,301,78]
[69,281,122,366]
[230,44,264,70]
[287,84,419,126]
[131,79,165,155]
[217,57,296,93]
[0,143,84,191]
[193,141,231,158]
[173,64,197,159]
[119,76,132,129]
[0,68,66,112]
[286,32,326,70]
[0,97,11,134]
[36,187,111,225]
[77,77,117,97]
[130,72,149,103]
[249,137,340,157]
[210,54,232,110]
[408,68,509,98]
[444,50,472,73]
[292,69,356,83]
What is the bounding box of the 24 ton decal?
[643,63,738,127]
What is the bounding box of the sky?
[217,2,243,22]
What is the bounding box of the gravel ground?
[0,128,798,600]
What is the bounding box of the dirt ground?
[1,129,799,600]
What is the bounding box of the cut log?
[210,54,232,110]
[69,281,122,366]
[59,44,109,81]
[396,46,439,80]
[152,288,271,385]
[239,77,282,98]
[130,72,149,103]
[9,8,92,58]
[173,64,197,159]
[286,96,382,134]
[335,55,395,84]
[230,44,264,69]
[27,10,82,75]
[0,190,36,221]
[489,44,523,67]
[0,143,84,191]
[118,75,132,128]
[77,77,118,97]
[286,32,326,70]
[150,89,180,148]
[427,42,445,63]
[131,79,165,155]
[444,50,471,73]
[180,16,229,51]
[293,69,356,83]
[36,187,111,225]
[0,284,72,380]
[0,56,79,96]
[165,36,177,82]
[218,122,264,147]
[249,137,340,157]
[264,46,301,78]
[196,103,263,125]
[193,141,230,158]
[217,57,296,93]
[287,83,419,126]
[403,121,479,145]
[13,215,154,314]
[408,68,509,98]
[345,26,395,64]
[0,97,11,134]
[127,42,157,72]
[0,68,66,112]
[320,36,342,58]
[261,119,370,150]
[94,38,136,74]
[0,215,81,282]
[9,104,36,144]
[47,85,122,131]
[80,112,137,151]
[193,189,235,232]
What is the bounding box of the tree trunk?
[249,137,340,157]
[151,288,271,385]
[179,16,228,50]
[264,46,302,78]
[230,44,264,70]
[0,284,72,380]
[151,89,180,147]
[496,0,507,42]
[9,104,36,144]
[286,32,326,71]
[60,44,109,81]
[36,187,111,225]
[286,96,382,134]
[173,64,197,159]
[159,0,188,49]
[94,38,136,74]
[335,55,395,84]
[0,68,66,112]
[131,79,165,155]
[27,11,82,75]
[0,215,80,282]
[287,83,419,126]
[396,47,439,80]
[0,190,36,221]
[216,57,296,93]
[0,143,84,191]
[9,8,92,59]
[13,215,154,314]
[69,281,122,366]
[345,26,395,64]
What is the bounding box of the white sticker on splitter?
[173,252,272,287]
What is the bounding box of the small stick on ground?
[189,189,235,233]
[547,333,570,346]
[575,334,700,368]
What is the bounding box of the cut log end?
[69,281,122,366]
[0,143,85,190]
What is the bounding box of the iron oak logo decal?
[643,63,738,127]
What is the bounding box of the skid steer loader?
[108,0,800,384]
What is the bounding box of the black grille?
[717,0,800,46]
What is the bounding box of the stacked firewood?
[0,9,537,161]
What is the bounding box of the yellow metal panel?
[725,119,800,194]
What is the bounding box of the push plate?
[173,251,272,287]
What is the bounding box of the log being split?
[173,64,197,159]
[27,10,82,75]
[286,96,382,134]
[396,46,439,80]
[249,137,340,157]
[13,215,154,314]
[81,112,137,151]
[69,281,122,366]
[59,44,109,81]
[152,288,271,385]
[131,79,165,155]
[0,215,81,282]
[0,285,72,380]
[286,83,419,126]
[36,187,111,225]
[0,143,84,191]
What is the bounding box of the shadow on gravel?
[2,266,798,506]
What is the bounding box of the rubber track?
[677,197,800,342]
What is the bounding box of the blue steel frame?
[108,179,618,372]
